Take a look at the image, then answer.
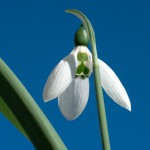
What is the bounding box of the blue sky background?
[0,0,150,149]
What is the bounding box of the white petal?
[58,78,89,120]
[43,53,77,102]
[99,59,131,111]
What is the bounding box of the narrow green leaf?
[0,58,67,150]
[0,96,28,138]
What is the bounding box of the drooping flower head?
[43,26,131,120]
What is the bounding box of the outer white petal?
[58,78,89,120]
[43,53,77,102]
[99,59,131,111]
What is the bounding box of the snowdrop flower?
[43,26,131,120]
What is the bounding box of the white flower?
[43,46,131,120]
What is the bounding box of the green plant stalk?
[0,58,67,150]
[66,9,111,150]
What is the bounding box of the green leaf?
[0,58,67,150]
[0,96,28,138]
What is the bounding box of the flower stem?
[0,58,67,150]
[66,9,111,150]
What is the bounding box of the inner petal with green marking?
[75,52,91,79]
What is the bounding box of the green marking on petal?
[84,66,90,75]
[77,52,88,61]
[75,61,90,79]
[76,62,85,74]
